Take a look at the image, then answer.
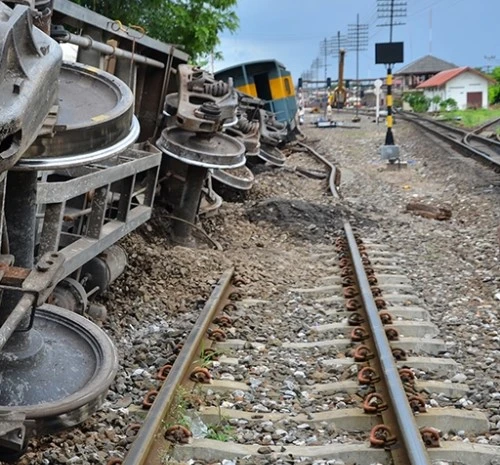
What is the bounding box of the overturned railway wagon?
[0,0,191,459]
[0,1,298,460]
[215,59,298,133]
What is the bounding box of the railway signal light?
[298,77,303,88]
[326,77,331,88]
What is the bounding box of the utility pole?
[347,14,368,122]
[323,37,328,83]
[484,55,497,74]
[377,0,407,148]
[320,31,347,81]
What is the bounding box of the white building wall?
[444,72,489,109]
[421,71,490,111]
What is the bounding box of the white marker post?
[374,78,383,125]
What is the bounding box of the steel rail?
[343,221,431,465]
[122,267,234,465]
[297,141,341,198]
[398,111,500,169]
[470,116,500,134]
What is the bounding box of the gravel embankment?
[15,113,500,464]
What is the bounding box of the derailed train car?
[0,1,294,460]
[215,60,298,135]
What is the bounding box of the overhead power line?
[377,0,407,42]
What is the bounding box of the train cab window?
[284,78,291,95]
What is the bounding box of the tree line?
[72,0,239,61]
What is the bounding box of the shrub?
[403,92,430,113]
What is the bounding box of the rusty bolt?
[385,327,399,341]
[357,366,380,385]
[347,313,364,326]
[164,425,193,444]
[223,303,237,312]
[157,364,172,381]
[375,298,387,310]
[379,311,393,325]
[363,393,388,414]
[364,266,374,276]
[233,277,246,287]
[173,343,184,354]
[142,389,158,409]
[339,257,350,268]
[420,427,440,447]
[409,395,427,413]
[343,286,358,298]
[125,423,141,438]
[368,275,378,285]
[335,238,346,250]
[341,267,353,278]
[345,299,360,312]
[370,424,397,447]
[190,366,212,383]
[399,368,415,384]
[370,286,382,297]
[200,348,219,361]
[213,315,232,327]
[208,328,226,342]
[351,327,369,342]
[342,276,354,286]
[392,347,407,361]
[353,345,374,362]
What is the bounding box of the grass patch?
[206,422,235,441]
[440,108,500,127]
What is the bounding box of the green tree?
[72,0,239,61]
[403,92,430,113]
[489,66,500,105]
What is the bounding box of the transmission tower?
[347,14,369,120]
[320,32,347,59]
[311,57,323,86]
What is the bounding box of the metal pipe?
[122,268,234,465]
[0,294,36,352]
[60,32,165,69]
[343,222,431,465]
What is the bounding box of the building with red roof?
[416,66,495,110]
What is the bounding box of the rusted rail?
[297,141,341,198]
[398,111,500,169]
[121,268,234,465]
[343,222,431,464]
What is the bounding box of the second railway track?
[398,112,500,169]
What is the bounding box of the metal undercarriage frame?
[0,144,161,452]
[37,143,161,278]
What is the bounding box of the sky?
[215,0,499,82]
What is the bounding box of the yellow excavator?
[328,48,347,109]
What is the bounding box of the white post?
[374,78,383,125]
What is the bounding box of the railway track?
[398,112,500,169]
[109,221,500,465]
